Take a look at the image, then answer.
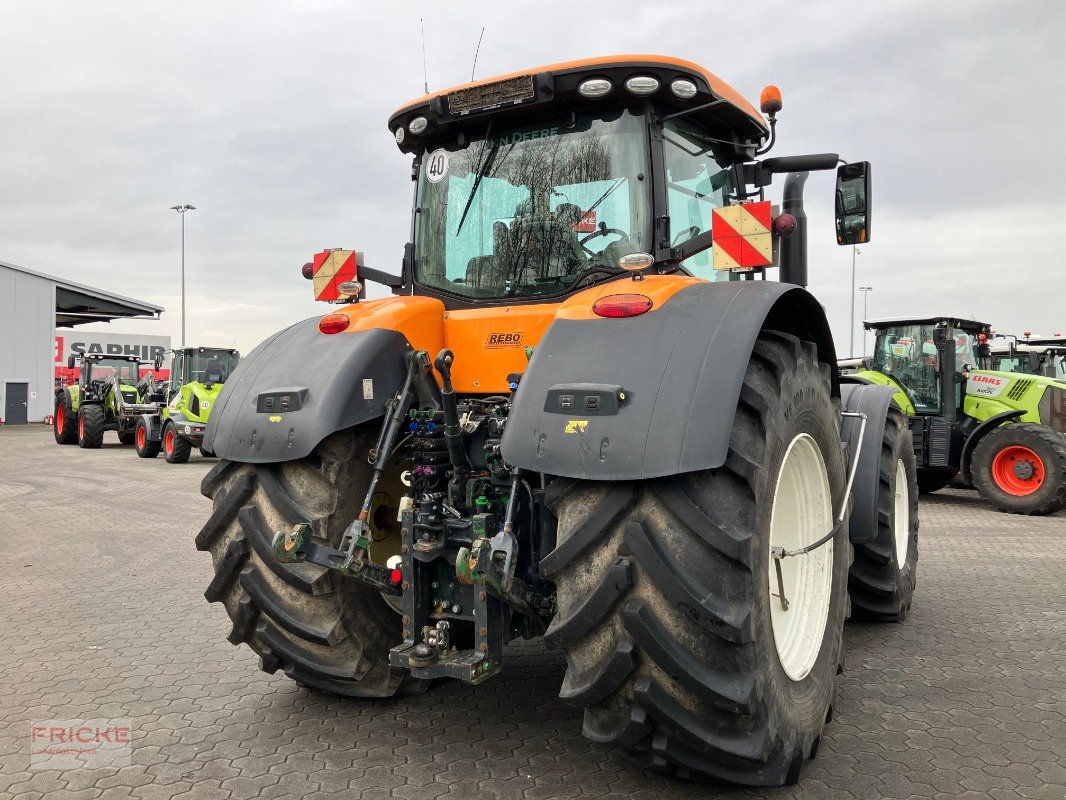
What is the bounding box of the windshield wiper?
[584,177,625,219]
[455,125,499,237]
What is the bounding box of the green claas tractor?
[53,354,163,447]
[133,347,240,463]
[193,55,918,786]
[852,316,1066,514]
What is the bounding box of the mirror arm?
[360,265,404,289]
[667,230,714,264]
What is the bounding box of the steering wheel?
[580,225,629,257]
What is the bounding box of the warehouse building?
[0,259,163,425]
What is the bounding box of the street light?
[170,204,196,347]
[849,245,861,357]
[859,286,874,356]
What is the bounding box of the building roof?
[0,259,164,327]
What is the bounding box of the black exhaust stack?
[780,171,809,288]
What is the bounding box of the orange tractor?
[196,55,916,785]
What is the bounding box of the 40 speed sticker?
[968,373,1009,397]
[426,149,449,183]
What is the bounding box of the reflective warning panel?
[711,201,773,271]
[312,250,359,302]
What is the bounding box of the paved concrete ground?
[1,424,1063,800]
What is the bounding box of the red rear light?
[318,313,351,334]
[389,568,403,585]
[592,293,653,318]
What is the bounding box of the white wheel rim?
[768,433,834,682]
[893,459,909,568]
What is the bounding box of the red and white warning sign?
[711,201,773,271]
[311,250,360,302]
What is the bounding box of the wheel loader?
[851,316,1066,514]
[53,354,161,448]
[195,55,918,786]
[133,347,240,463]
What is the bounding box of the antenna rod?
[420,18,429,94]
[471,27,485,81]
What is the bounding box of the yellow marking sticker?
[564,420,589,434]
[269,415,282,423]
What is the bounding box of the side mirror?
[835,161,871,245]
[153,355,163,371]
[67,355,76,369]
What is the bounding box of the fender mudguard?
[500,281,837,480]
[204,317,411,463]
[959,409,1025,484]
[840,383,899,543]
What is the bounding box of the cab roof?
[388,54,769,154]
[864,315,990,332]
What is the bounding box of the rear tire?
[971,423,1066,515]
[916,469,954,495]
[54,392,77,444]
[78,405,105,449]
[200,446,216,458]
[196,425,426,697]
[848,406,919,622]
[546,331,850,786]
[163,422,192,464]
[135,418,161,459]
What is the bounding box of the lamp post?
[859,286,873,356]
[170,204,196,347]
[849,245,861,357]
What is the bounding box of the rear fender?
[840,383,898,543]
[959,409,1025,484]
[204,317,412,463]
[500,281,837,480]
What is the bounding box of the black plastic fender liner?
[501,281,837,481]
[840,383,898,543]
[204,317,411,464]
[959,409,1025,485]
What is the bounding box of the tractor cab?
[165,347,240,396]
[862,316,991,417]
[73,354,143,402]
[993,336,1066,381]
[303,56,870,313]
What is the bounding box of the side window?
[663,119,737,281]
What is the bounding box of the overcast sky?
[2,1,1064,357]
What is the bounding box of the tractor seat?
[508,200,585,280]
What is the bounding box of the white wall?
[0,265,56,423]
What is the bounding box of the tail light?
[592,294,653,318]
[318,313,351,334]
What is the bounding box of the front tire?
[135,418,161,459]
[118,430,136,446]
[848,406,919,621]
[196,426,426,697]
[78,405,105,449]
[54,392,77,444]
[546,331,849,786]
[971,423,1066,515]
[163,422,192,464]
